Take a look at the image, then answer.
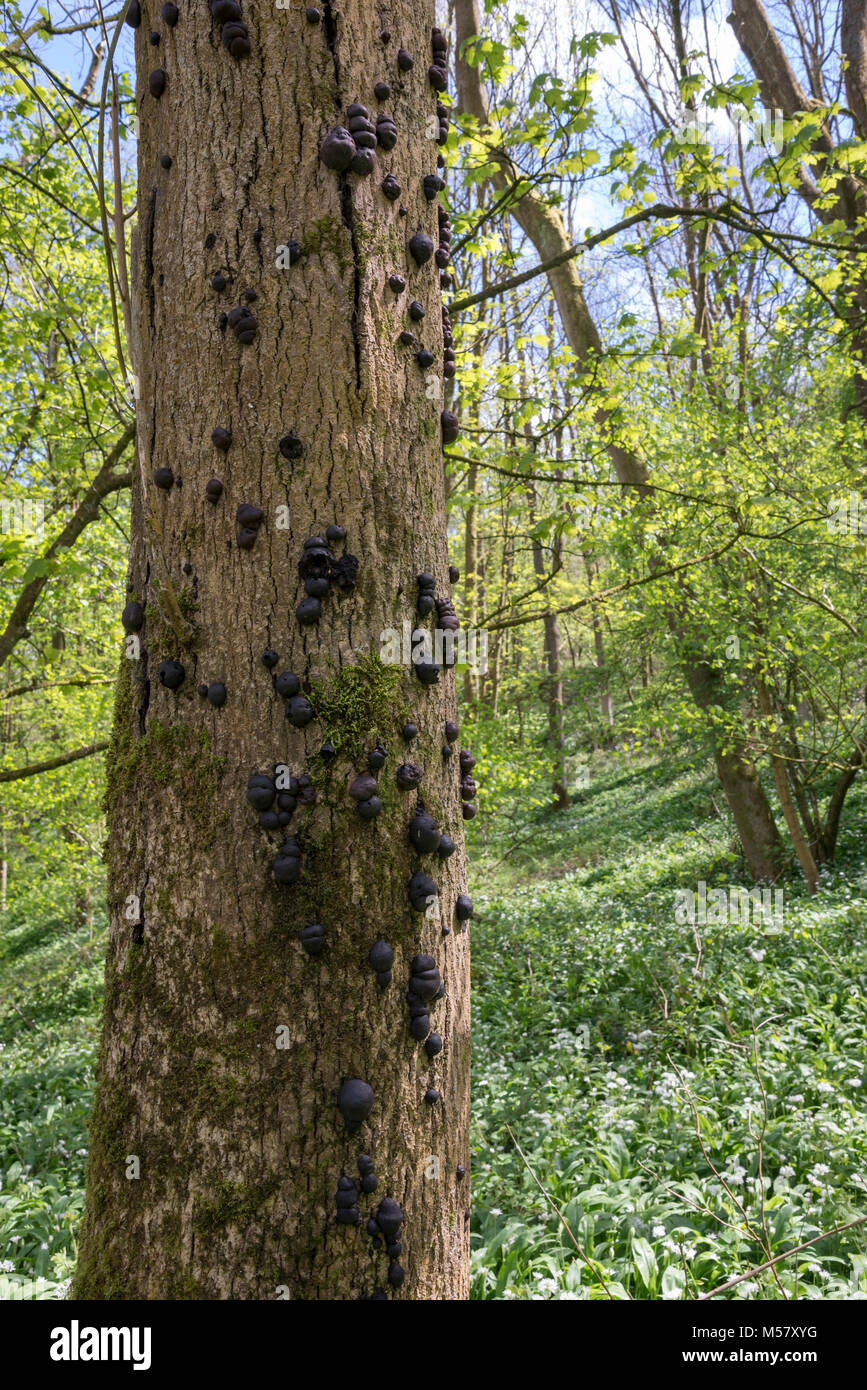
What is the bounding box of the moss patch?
[308,649,401,756]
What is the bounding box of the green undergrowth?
[2,744,866,1299]
[464,743,867,1300]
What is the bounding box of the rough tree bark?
[75,1,470,1301]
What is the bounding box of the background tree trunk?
[75,0,470,1301]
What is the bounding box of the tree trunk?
[543,611,570,809]
[75,1,470,1302]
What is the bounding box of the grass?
[1,745,866,1299]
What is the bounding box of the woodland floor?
[1,752,866,1299]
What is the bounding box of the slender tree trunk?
[75,1,470,1301]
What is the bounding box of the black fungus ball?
[456,1164,465,1180]
[381,173,402,201]
[396,762,422,790]
[425,1032,443,1058]
[409,232,434,266]
[206,681,227,707]
[300,923,326,956]
[401,724,418,743]
[414,660,440,686]
[276,791,297,814]
[259,810,280,830]
[273,855,300,886]
[358,1154,374,1175]
[409,300,425,321]
[437,834,456,859]
[279,432,303,461]
[376,114,398,150]
[153,466,174,490]
[455,893,473,921]
[410,811,440,854]
[296,597,321,626]
[462,803,477,820]
[460,750,477,773]
[444,720,459,742]
[410,953,442,999]
[388,273,406,294]
[375,1197,403,1237]
[409,1012,431,1041]
[331,552,359,592]
[349,773,378,802]
[306,5,321,21]
[337,1078,374,1131]
[357,796,383,821]
[423,173,446,200]
[399,330,415,347]
[376,970,392,987]
[121,601,144,632]
[227,304,257,344]
[148,69,166,99]
[221,19,251,58]
[449,564,460,583]
[261,648,279,668]
[409,871,438,913]
[247,776,276,812]
[285,695,314,727]
[158,659,185,690]
[441,410,459,445]
[161,2,178,24]
[125,0,141,27]
[210,272,227,292]
[424,1088,440,1105]
[160,154,172,170]
[361,1172,378,1193]
[367,745,387,772]
[325,523,345,544]
[305,575,330,598]
[397,48,413,71]
[236,502,264,529]
[351,148,376,175]
[319,741,336,758]
[388,1262,404,1287]
[211,426,232,451]
[366,1216,379,1237]
[416,348,434,369]
[369,940,394,972]
[374,81,391,100]
[442,745,452,760]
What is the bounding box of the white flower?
[0,1260,14,1273]
[489,1208,502,1217]
[779,1165,795,1179]
[736,1281,759,1297]
[40,1243,48,1251]
[652,1225,667,1238]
